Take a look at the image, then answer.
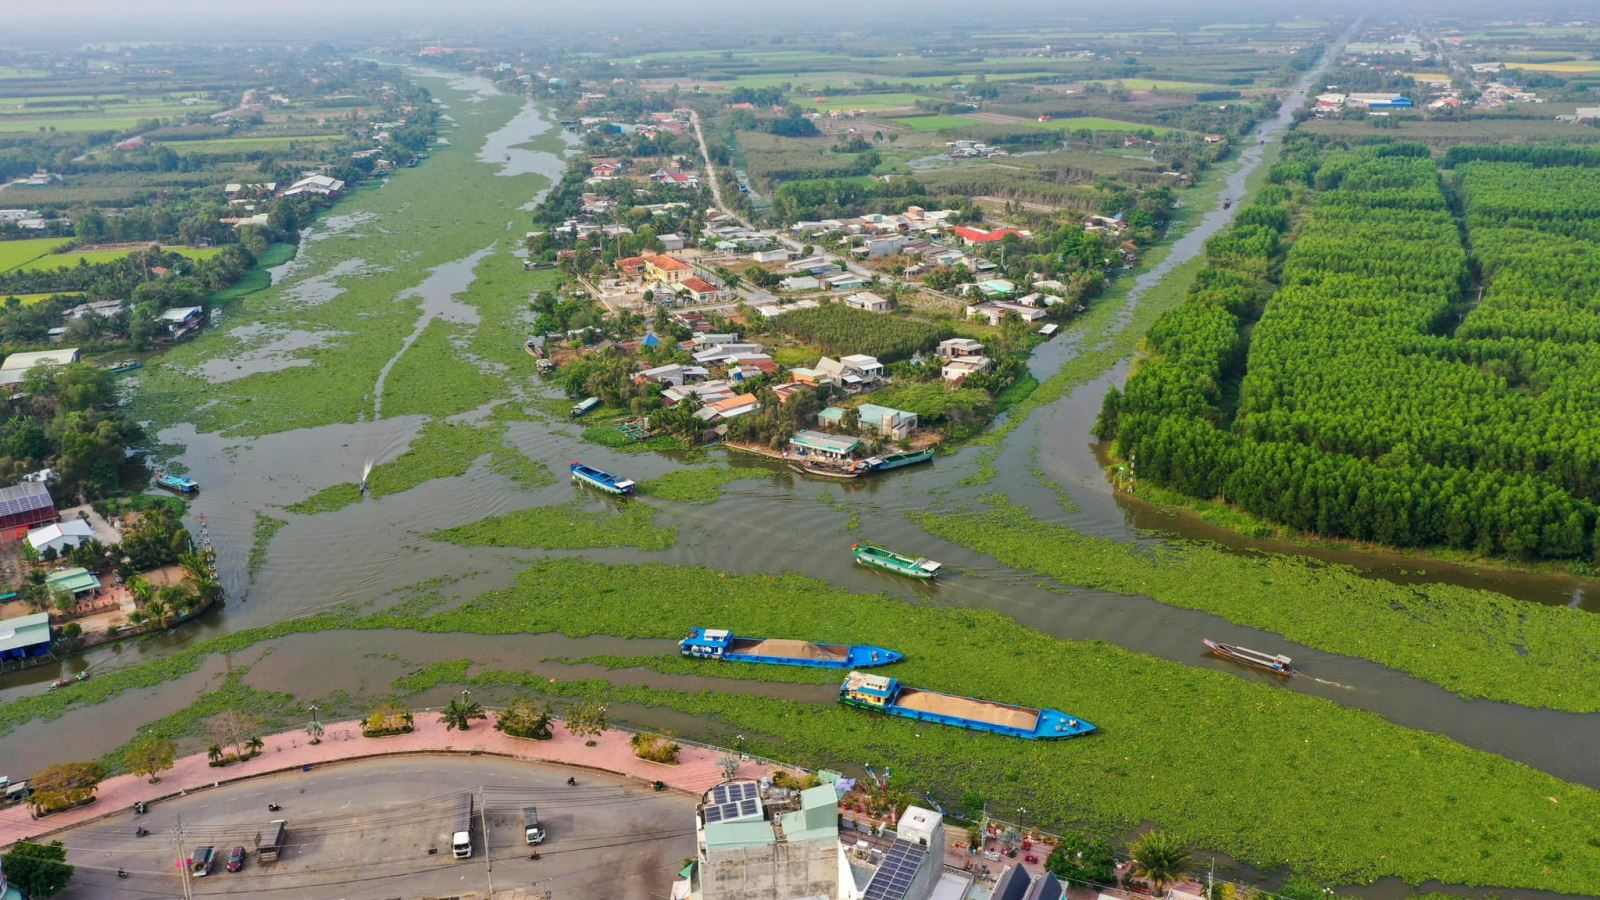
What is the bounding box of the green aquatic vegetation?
[489,437,554,489]
[133,82,555,438]
[365,558,1600,893]
[913,497,1600,712]
[427,499,677,551]
[248,513,288,574]
[288,420,502,515]
[96,672,301,774]
[637,467,770,503]
[581,420,691,454]
[378,319,505,420]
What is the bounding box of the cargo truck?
[451,794,474,859]
[523,806,545,845]
[259,820,287,863]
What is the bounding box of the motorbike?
[267,802,281,812]
[134,827,149,838]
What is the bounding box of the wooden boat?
[864,448,934,472]
[105,361,142,374]
[788,460,864,480]
[570,462,635,496]
[50,672,88,690]
[1203,639,1292,675]
[839,671,1094,740]
[680,628,901,669]
[852,543,941,579]
[154,472,199,494]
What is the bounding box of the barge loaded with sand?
[838,671,1096,740]
[679,628,902,669]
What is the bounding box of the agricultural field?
[1031,115,1187,135]
[803,92,931,111]
[891,114,980,132]
[0,291,82,306]
[0,237,72,271]
[159,134,344,154]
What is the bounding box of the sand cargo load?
[679,628,902,669]
[838,671,1095,740]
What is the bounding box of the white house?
[27,519,95,556]
[942,356,994,382]
[843,291,892,313]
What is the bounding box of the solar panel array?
[862,839,927,900]
[703,781,763,824]
[0,482,51,517]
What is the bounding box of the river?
[3,54,1599,896]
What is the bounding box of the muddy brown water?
[5,60,1600,897]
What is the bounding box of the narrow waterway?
[8,48,1600,862]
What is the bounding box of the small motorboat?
[852,543,941,580]
[50,672,89,689]
[154,472,199,494]
[1203,639,1292,675]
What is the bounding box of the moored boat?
[105,361,142,374]
[570,461,635,496]
[852,543,940,579]
[154,472,199,494]
[679,628,901,669]
[863,448,935,472]
[839,671,1094,740]
[788,460,866,480]
[1203,639,1293,675]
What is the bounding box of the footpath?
[0,715,782,848]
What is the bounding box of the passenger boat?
[1203,639,1293,675]
[852,543,941,579]
[679,628,901,669]
[154,472,199,494]
[839,671,1095,740]
[570,462,635,496]
[863,448,934,472]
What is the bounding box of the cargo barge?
[569,462,636,496]
[679,628,901,669]
[154,472,199,494]
[863,448,934,471]
[839,671,1095,740]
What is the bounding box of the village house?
[645,255,694,284]
[780,275,822,293]
[788,430,863,462]
[937,338,986,359]
[158,306,207,339]
[967,300,1048,326]
[26,519,95,557]
[825,274,870,293]
[818,403,919,440]
[696,392,761,422]
[750,248,791,264]
[678,277,723,305]
[0,348,81,391]
[950,225,1029,246]
[279,174,345,198]
[843,291,892,313]
[658,233,686,251]
[65,300,124,320]
[942,355,994,382]
[854,234,907,259]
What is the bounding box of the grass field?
[0,115,148,133]
[0,237,72,272]
[1,292,83,306]
[17,244,221,272]
[803,92,932,110]
[1496,61,1600,73]
[163,134,343,154]
[1032,116,1184,135]
[1083,78,1225,91]
[893,114,982,132]
[0,67,49,79]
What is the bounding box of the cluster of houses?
[963,277,1083,326]
[574,107,694,141]
[614,254,725,307]
[946,139,1009,159]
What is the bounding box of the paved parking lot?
[50,754,697,899]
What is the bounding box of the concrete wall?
[704,837,841,900]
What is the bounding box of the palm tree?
[246,736,264,756]
[440,694,486,732]
[206,744,223,764]
[1129,830,1192,897]
[305,720,324,745]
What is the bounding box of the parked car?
[227,846,246,873]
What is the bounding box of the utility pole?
[173,817,193,900]
[479,786,494,896]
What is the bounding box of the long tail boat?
[839,671,1095,740]
[852,543,941,579]
[569,462,636,496]
[154,472,199,494]
[679,628,901,669]
[1203,639,1293,675]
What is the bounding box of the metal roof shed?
[0,481,56,531]
[0,612,51,661]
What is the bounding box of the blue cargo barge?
[570,462,636,496]
[680,628,901,669]
[154,472,199,494]
[839,670,1095,740]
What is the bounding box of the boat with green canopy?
[852,543,941,580]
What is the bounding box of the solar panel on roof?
[862,840,929,900]
[739,798,758,815]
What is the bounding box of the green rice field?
[802,92,932,110]
[0,237,72,271]
[162,134,343,154]
[1,292,83,306]
[1082,78,1226,91]
[893,114,984,132]
[1033,116,1184,135]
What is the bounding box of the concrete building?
[789,430,862,461]
[941,356,993,382]
[991,865,1064,900]
[861,805,946,900]
[844,291,892,313]
[937,338,985,360]
[26,519,95,556]
[695,780,850,900]
[819,404,918,440]
[0,611,51,663]
[0,348,81,388]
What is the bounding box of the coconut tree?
[206,744,223,764]
[1129,830,1192,897]
[440,693,486,732]
[245,735,264,756]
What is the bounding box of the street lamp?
[1017,807,1027,833]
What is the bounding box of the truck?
[451,794,474,859]
[190,845,215,877]
[523,806,545,845]
[259,820,287,863]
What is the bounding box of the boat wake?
[1302,675,1357,691]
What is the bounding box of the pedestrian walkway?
[0,714,781,848]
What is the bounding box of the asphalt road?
[49,754,697,899]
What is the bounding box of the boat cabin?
[841,671,898,707]
[571,397,601,418]
[680,628,733,657]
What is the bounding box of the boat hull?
[868,449,934,471]
[682,644,901,669]
[1203,639,1292,675]
[570,464,635,496]
[839,696,1095,740]
[853,545,940,579]
[788,462,862,480]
